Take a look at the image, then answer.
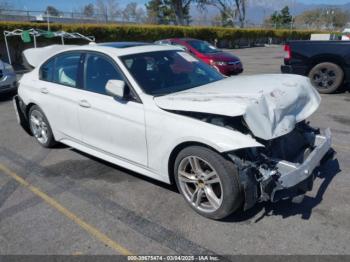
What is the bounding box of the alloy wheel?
[311,67,337,90]
[177,156,223,213]
[30,110,49,144]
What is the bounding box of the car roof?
[56,42,183,57]
[98,42,151,48]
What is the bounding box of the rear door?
[37,52,84,141]
[77,52,147,166]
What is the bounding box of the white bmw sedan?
[14,42,332,219]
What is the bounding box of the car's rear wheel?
[174,146,242,220]
[28,105,56,148]
[308,62,344,94]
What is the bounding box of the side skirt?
[59,138,170,184]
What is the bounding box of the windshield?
[120,50,224,96]
[186,40,221,54]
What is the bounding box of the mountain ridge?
[191,0,350,25]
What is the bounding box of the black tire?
[28,105,56,148]
[174,146,242,220]
[308,62,344,94]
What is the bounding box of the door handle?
[40,88,49,94]
[79,100,91,108]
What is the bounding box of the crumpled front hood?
[154,74,321,140]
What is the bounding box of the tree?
[145,0,205,25]
[45,5,60,17]
[136,8,146,23]
[332,10,348,29]
[219,10,234,27]
[83,3,95,17]
[280,6,292,26]
[211,14,224,27]
[122,2,136,21]
[294,8,349,30]
[294,9,321,29]
[145,0,172,24]
[145,0,160,23]
[95,0,120,22]
[122,2,146,23]
[235,0,247,28]
[266,6,292,29]
[207,0,247,28]
[167,0,192,26]
[210,1,236,27]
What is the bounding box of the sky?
[8,0,350,12]
[300,0,350,3]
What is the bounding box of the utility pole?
[47,14,50,31]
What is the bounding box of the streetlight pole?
[47,14,50,31]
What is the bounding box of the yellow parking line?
[0,164,134,256]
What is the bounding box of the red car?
[155,38,243,76]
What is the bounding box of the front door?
[77,52,148,166]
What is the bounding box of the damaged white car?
[14,42,332,219]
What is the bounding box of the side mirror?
[106,79,125,99]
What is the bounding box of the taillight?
[284,44,291,61]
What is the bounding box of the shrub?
[0,21,318,44]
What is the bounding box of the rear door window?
[53,53,82,87]
[40,59,55,82]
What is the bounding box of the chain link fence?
[0,9,145,24]
[0,8,311,29]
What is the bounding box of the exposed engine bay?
[174,110,332,210]
[229,121,324,209]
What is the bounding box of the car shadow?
[339,83,350,94]
[223,155,340,223]
[46,147,340,222]
[44,148,177,192]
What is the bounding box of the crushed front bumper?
[233,128,332,209]
[271,128,332,202]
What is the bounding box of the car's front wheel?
[174,146,242,220]
[28,105,56,148]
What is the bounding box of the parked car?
[14,42,331,219]
[156,38,243,76]
[281,40,350,93]
[0,59,17,94]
